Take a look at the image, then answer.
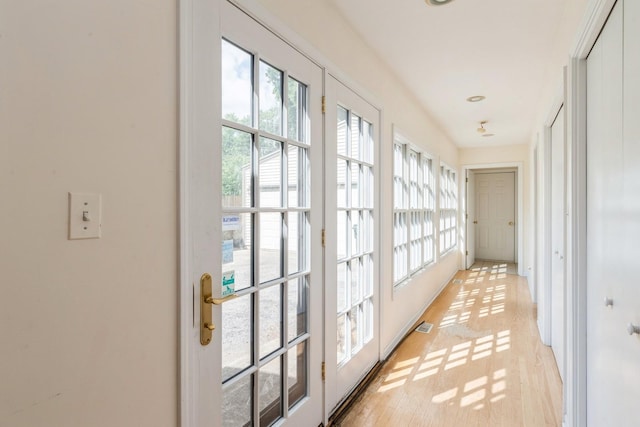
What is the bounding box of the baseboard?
[381,269,458,359]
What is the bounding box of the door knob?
[627,323,640,336]
[508,221,514,226]
[604,297,613,308]
[473,220,478,224]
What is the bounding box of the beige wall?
[257,0,462,355]
[0,1,178,426]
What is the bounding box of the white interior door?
[466,170,476,268]
[586,2,640,424]
[324,75,380,414]
[186,2,323,425]
[475,172,515,262]
[550,105,566,382]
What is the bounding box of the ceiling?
[328,0,588,148]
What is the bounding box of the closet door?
[585,2,640,425]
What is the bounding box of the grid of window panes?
[392,143,435,286]
[220,38,311,427]
[439,164,458,255]
[336,106,375,367]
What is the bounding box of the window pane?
[222,40,252,126]
[222,213,253,292]
[363,120,373,164]
[337,107,348,157]
[288,211,307,275]
[288,145,308,208]
[351,114,361,160]
[222,374,253,427]
[350,306,361,354]
[337,210,347,260]
[288,341,308,409]
[259,137,282,208]
[288,276,308,342]
[337,159,348,208]
[287,77,306,142]
[259,213,282,283]
[393,144,403,209]
[222,295,253,381]
[222,127,252,208]
[259,356,282,427]
[260,284,282,359]
[363,166,374,209]
[337,313,347,364]
[337,262,348,313]
[351,163,360,208]
[259,61,283,136]
[351,210,360,256]
[351,259,361,304]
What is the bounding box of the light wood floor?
[335,268,562,427]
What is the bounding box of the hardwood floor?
[335,268,562,427]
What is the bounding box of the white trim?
[179,0,194,424]
[570,0,618,58]
[460,162,524,276]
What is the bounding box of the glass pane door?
[325,76,380,412]
[206,2,323,426]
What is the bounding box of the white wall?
[255,0,461,356]
[0,1,178,426]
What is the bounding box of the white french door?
[324,75,380,413]
[184,1,323,426]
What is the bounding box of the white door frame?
[564,1,618,426]
[460,162,524,276]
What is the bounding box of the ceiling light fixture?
[466,95,486,103]
[425,0,455,6]
[482,133,495,137]
[477,121,488,134]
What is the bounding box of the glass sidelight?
[220,38,311,427]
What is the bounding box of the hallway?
[336,265,562,426]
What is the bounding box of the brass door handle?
[200,273,214,345]
[205,294,238,305]
[200,273,238,346]
[508,221,514,226]
[473,220,478,224]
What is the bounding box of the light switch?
[69,193,102,239]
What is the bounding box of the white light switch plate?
[69,193,102,239]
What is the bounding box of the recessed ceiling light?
[477,121,487,133]
[425,0,455,5]
[466,95,486,103]
[482,133,495,137]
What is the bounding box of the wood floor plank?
[335,266,562,426]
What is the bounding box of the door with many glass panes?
[324,75,380,413]
[203,2,324,426]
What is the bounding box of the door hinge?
[466,177,469,183]
[465,213,468,219]
[466,251,469,256]
[321,362,326,381]
[322,96,326,114]
[321,229,326,247]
